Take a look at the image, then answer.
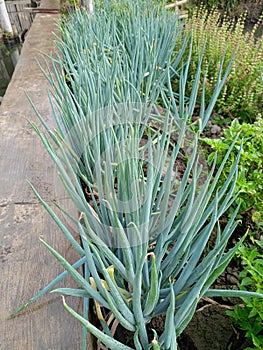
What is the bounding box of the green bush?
[181,7,263,122]
[227,239,263,349]
[202,117,263,229]
[190,0,263,16]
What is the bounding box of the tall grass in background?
[10,1,263,349]
[181,6,263,122]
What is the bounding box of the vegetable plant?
[227,239,263,349]
[202,117,263,230]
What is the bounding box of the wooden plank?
[165,0,188,8]
[24,7,60,13]
[0,4,84,349]
[165,0,188,18]
[6,1,32,4]
[6,2,34,34]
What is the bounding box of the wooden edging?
[0,1,87,348]
[165,0,188,18]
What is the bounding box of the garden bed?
[4,1,262,349]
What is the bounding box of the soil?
[180,304,252,350]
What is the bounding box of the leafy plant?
[227,239,263,349]
[181,6,263,122]
[202,117,263,229]
[10,1,263,349]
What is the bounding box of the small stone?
[211,124,222,134]
[226,274,239,285]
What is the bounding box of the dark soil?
[180,304,253,350]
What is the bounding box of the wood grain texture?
[0,5,85,350]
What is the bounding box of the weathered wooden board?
[6,1,35,35]
[0,4,85,349]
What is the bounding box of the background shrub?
[189,0,263,18]
[227,239,263,349]
[181,7,263,122]
[202,117,263,230]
